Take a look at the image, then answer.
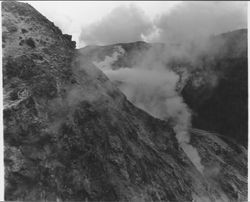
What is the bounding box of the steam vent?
[3,1,247,201]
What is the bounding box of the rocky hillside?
[78,29,248,147]
[3,1,247,201]
[181,29,248,147]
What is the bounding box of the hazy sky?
[23,1,247,48]
[24,1,180,47]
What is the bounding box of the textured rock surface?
[3,1,247,201]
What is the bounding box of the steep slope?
[181,29,248,146]
[3,1,247,201]
[78,29,248,147]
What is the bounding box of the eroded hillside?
[3,1,247,201]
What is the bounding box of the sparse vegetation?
[5,56,38,80]
[31,74,58,98]
[19,40,24,46]
[21,28,28,33]
[8,25,18,33]
[25,37,36,48]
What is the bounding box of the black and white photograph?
[2,1,248,201]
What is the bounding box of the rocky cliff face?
[3,1,247,201]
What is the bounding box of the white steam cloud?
[83,1,247,174]
[152,1,247,44]
[93,46,204,173]
[80,1,247,46]
[94,46,190,130]
[80,5,153,45]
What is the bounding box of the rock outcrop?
[3,1,247,201]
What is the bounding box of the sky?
[24,1,181,47]
[21,1,248,48]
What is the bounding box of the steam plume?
[80,5,153,45]
[80,1,247,46]
[151,1,247,44]
[93,45,205,173]
[82,1,248,173]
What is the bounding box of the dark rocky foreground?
[3,1,247,201]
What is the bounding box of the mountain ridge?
[3,1,247,201]
[78,29,248,146]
